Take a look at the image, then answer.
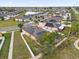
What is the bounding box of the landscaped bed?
[0,33,11,59]
[13,31,31,59]
[24,35,41,56]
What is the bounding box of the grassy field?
[0,33,11,59]
[42,35,79,59]
[24,35,41,56]
[0,20,21,28]
[13,31,31,59]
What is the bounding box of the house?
[62,13,71,20]
[45,21,64,31]
[52,16,63,22]
[25,12,41,15]
[0,10,19,20]
[15,15,32,21]
[22,24,46,40]
[15,12,47,22]
[37,18,65,32]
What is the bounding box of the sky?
[0,0,79,7]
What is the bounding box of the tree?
[18,23,23,28]
[38,32,58,58]
[34,20,39,24]
[70,21,79,36]
[0,17,4,21]
[18,23,23,32]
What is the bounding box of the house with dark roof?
[15,15,32,21]
[22,25,46,40]
[45,21,64,31]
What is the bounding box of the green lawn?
[0,33,11,59]
[13,31,31,59]
[24,35,41,56]
[0,20,21,28]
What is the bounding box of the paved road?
[0,26,20,32]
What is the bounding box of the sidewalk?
[8,31,14,59]
[74,39,79,50]
[21,33,35,58]
[55,37,67,47]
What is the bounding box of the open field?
[0,20,21,28]
[13,31,31,59]
[0,33,11,59]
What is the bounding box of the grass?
[0,33,11,59]
[52,36,79,59]
[61,27,70,36]
[13,31,31,59]
[0,20,21,28]
[24,35,41,56]
[42,35,79,59]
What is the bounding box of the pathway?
[74,39,79,50]
[8,31,14,59]
[55,37,67,47]
[21,33,35,58]
[0,37,5,51]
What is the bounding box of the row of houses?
[21,8,71,40]
[0,10,21,20]
[15,12,47,21]
[15,8,71,22]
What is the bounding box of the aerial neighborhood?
[0,7,79,59]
